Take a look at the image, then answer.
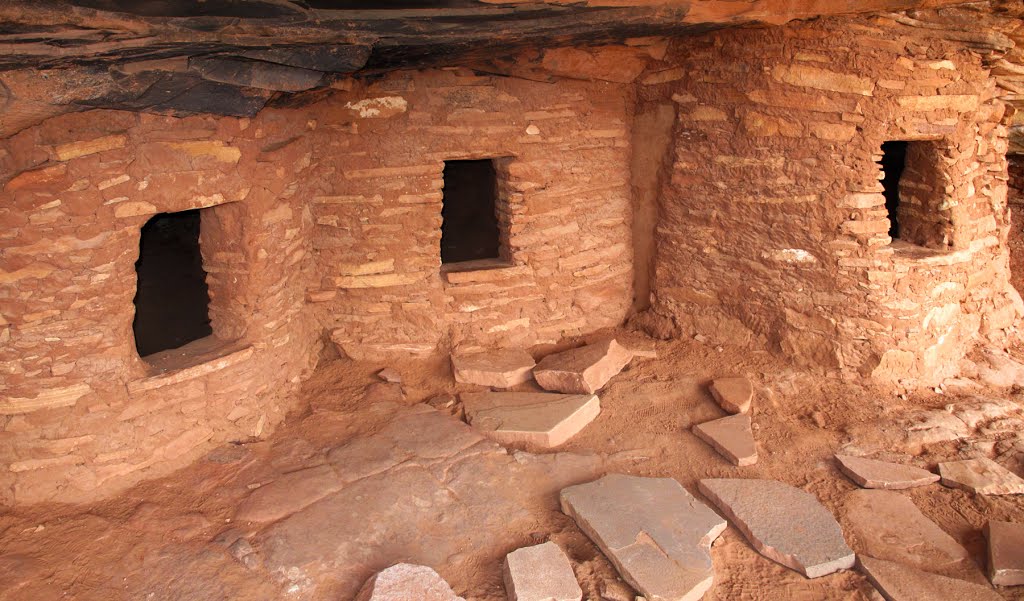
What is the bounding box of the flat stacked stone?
[698,478,854,578]
[560,474,726,601]
[693,414,757,466]
[503,541,582,601]
[986,520,1024,586]
[462,391,600,448]
[857,556,1002,601]
[938,457,1024,495]
[534,339,632,394]
[451,349,536,388]
[835,454,939,489]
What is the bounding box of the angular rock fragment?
[939,457,1024,495]
[503,541,582,601]
[709,377,753,414]
[986,520,1024,586]
[462,391,599,448]
[843,489,974,578]
[857,556,1002,601]
[377,368,401,383]
[534,339,632,394]
[452,349,536,388]
[693,413,757,466]
[698,478,854,578]
[560,474,726,601]
[355,563,465,601]
[835,454,939,490]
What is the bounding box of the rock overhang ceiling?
[0,0,1021,148]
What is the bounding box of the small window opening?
[879,141,908,239]
[133,210,212,357]
[440,159,501,264]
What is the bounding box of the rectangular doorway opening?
[133,209,212,357]
[879,141,908,240]
[440,159,502,264]
[877,140,951,250]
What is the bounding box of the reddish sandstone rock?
[843,489,978,580]
[451,349,536,388]
[534,340,632,394]
[462,391,600,448]
[355,564,465,601]
[939,458,1024,495]
[693,413,757,466]
[503,542,582,601]
[858,556,1002,601]
[709,377,753,414]
[986,520,1024,586]
[835,454,939,490]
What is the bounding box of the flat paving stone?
[355,563,465,601]
[698,478,854,578]
[857,556,1003,601]
[452,349,536,388]
[251,405,604,599]
[835,455,939,490]
[938,457,1024,495]
[534,339,632,394]
[560,474,726,601]
[986,520,1024,586]
[709,377,753,414]
[503,541,582,601]
[693,413,757,466]
[843,489,978,581]
[462,391,600,448]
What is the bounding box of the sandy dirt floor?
[1,327,1023,601]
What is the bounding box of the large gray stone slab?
[534,339,632,394]
[503,541,582,601]
[355,563,465,601]
[462,391,600,448]
[939,457,1024,495]
[843,489,978,581]
[986,520,1024,586]
[698,478,854,578]
[835,455,939,490]
[693,413,757,466]
[560,474,726,601]
[857,556,1002,601]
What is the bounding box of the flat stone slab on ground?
[248,404,604,599]
[857,556,1003,601]
[938,457,1024,495]
[452,349,536,388]
[503,541,582,601]
[462,391,600,448]
[356,563,466,601]
[835,455,939,490]
[693,413,757,466]
[560,474,726,601]
[534,339,632,394]
[709,377,753,414]
[698,478,854,578]
[986,520,1024,586]
[843,489,979,581]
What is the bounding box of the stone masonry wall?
[640,15,1018,383]
[0,69,635,504]
[304,69,634,358]
[0,110,320,504]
